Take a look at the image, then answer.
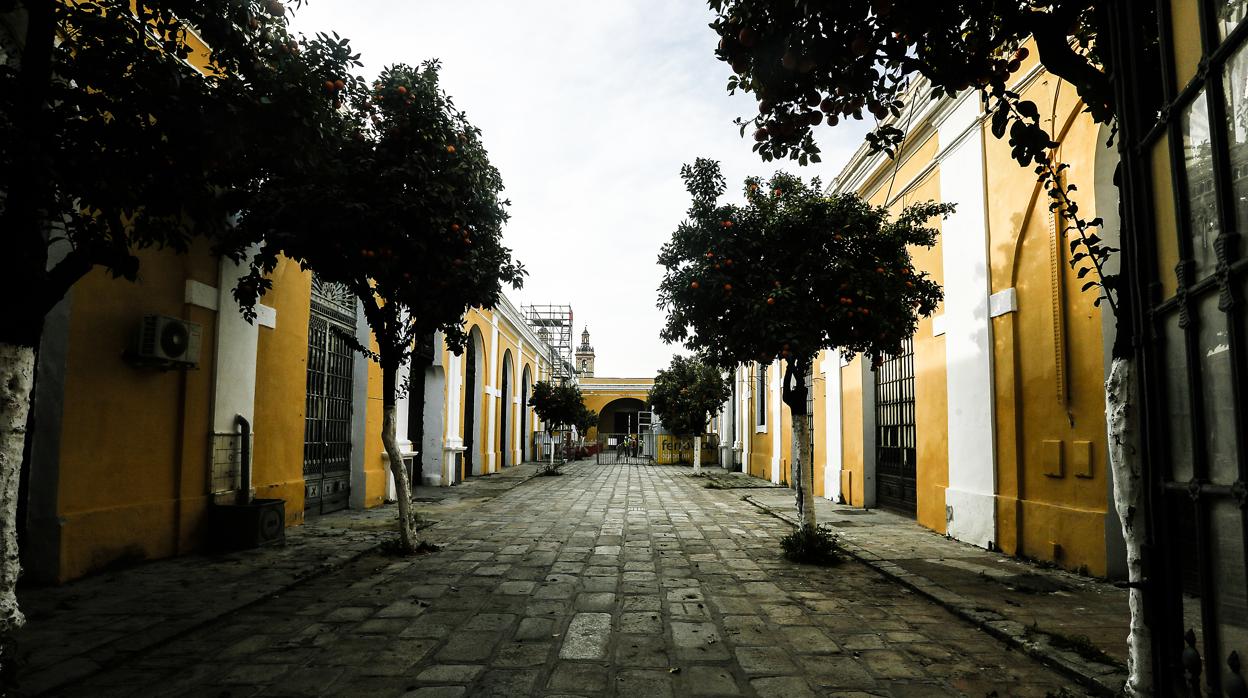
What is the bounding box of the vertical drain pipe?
[235,414,251,506]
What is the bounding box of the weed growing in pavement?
[780,524,843,566]
[379,536,442,557]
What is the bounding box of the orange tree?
[0,0,360,674]
[657,158,949,527]
[648,355,730,473]
[528,380,586,468]
[234,61,522,552]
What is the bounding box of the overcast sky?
[291,1,868,377]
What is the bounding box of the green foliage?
[528,381,587,434]
[780,524,842,566]
[0,0,361,345]
[657,159,949,369]
[234,60,524,373]
[705,1,1138,315]
[707,1,1117,163]
[649,355,730,437]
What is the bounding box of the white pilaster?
[937,92,997,549]
[770,359,782,484]
[486,317,499,473]
[211,254,259,497]
[821,354,844,502]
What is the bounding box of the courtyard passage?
[44,462,1084,697]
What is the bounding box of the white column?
[820,353,844,502]
[937,92,997,549]
[740,366,750,473]
[770,359,782,484]
[486,316,500,473]
[514,339,525,465]
[211,253,262,499]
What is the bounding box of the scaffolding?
[523,304,575,381]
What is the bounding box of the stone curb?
[30,465,548,696]
[741,494,1126,698]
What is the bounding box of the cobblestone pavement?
[51,462,1088,697]
[17,462,545,695]
[741,487,1129,694]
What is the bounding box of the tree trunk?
[792,412,816,529]
[1106,356,1151,696]
[0,343,34,679]
[693,435,702,474]
[782,357,816,528]
[382,362,417,553]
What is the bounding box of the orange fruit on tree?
[446,145,456,154]
[691,281,700,289]
[767,297,776,305]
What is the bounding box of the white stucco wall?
[936,93,997,549]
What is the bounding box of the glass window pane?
[1196,293,1240,484]
[1223,41,1248,239]
[1218,0,1248,41]
[1164,312,1196,483]
[1183,90,1220,278]
[1209,498,1247,669]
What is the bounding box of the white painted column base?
[945,487,997,549]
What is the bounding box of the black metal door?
[875,338,916,516]
[304,279,356,516]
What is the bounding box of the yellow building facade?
[719,61,1125,578]
[22,241,557,583]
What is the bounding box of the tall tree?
[658,159,948,527]
[649,355,730,474]
[0,0,359,675]
[234,61,522,553]
[706,4,1157,691]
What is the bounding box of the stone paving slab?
[742,485,1128,695]
[40,460,1094,697]
[16,461,546,695]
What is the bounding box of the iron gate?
[1109,2,1248,691]
[304,278,356,516]
[874,337,916,515]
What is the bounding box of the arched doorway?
[462,326,485,481]
[598,397,647,435]
[500,350,513,468]
[521,365,532,461]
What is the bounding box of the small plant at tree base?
[780,524,843,566]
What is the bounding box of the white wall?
[937,93,998,549]
[821,353,844,502]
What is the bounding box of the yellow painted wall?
[55,244,217,581]
[984,76,1110,574]
[841,357,865,506]
[252,259,312,525]
[363,338,387,508]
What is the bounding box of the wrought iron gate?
[304,278,356,516]
[1110,1,1248,691]
[874,338,916,515]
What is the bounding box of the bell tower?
[575,327,595,378]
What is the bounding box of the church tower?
[575,327,595,377]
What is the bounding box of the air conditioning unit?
[135,314,202,367]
